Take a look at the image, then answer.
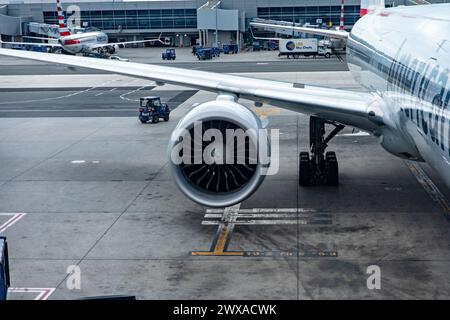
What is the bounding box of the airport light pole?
[215,7,218,47]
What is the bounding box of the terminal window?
[43,8,197,30]
[257,5,360,26]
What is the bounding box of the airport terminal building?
[0,0,402,46]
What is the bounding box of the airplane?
[0,0,163,56]
[0,2,449,209]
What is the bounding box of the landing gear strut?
[299,116,344,186]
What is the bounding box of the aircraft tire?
[325,152,339,186]
[299,152,311,186]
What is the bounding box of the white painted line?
[0,213,27,233]
[202,219,309,225]
[205,213,312,219]
[95,87,117,97]
[206,208,316,214]
[71,160,101,164]
[220,203,241,226]
[337,131,371,137]
[0,78,118,105]
[384,187,402,191]
[223,203,241,217]
[119,85,148,102]
[8,287,56,300]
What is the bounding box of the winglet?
[56,0,71,37]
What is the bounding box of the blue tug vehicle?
[138,96,170,124]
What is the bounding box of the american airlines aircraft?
[0,0,162,56]
[0,3,449,208]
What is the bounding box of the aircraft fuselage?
[59,31,109,54]
[347,5,450,187]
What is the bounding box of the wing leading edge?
[0,48,380,133]
[0,38,62,48]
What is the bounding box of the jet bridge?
[250,18,317,38]
[26,22,60,38]
[250,18,347,51]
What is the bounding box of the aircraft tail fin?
[56,0,71,37]
[339,0,345,30]
[360,0,385,17]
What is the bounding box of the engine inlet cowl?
[167,99,269,208]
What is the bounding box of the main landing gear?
[299,116,345,186]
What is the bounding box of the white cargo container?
[278,38,332,59]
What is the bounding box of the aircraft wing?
[0,39,62,48]
[250,22,349,40]
[23,36,58,42]
[0,48,381,133]
[91,38,163,49]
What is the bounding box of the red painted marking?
[378,11,390,17]
[64,39,79,45]
[360,8,368,16]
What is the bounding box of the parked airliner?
[0,0,162,56]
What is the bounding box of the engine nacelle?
[107,44,119,54]
[168,97,270,208]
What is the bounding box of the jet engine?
[168,96,270,208]
[107,44,119,54]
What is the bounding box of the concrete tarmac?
[1,54,450,300]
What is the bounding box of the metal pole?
[215,9,218,47]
